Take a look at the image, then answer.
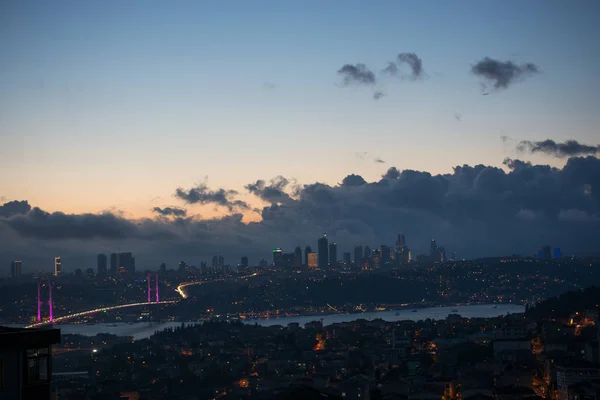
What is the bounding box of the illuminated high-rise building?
[10,261,22,277]
[54,256,62,277]
[273,248,284,268]
[118,252,135,274]
[307,252,318,269]
[318,234,329,269]
[97,254,107,276]
[328,242,337,267]
[371,249,381,269]
[304,246,312,267]
[218,254,225,269]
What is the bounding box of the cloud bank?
[2,154,600,272]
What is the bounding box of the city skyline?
[1,1,599,271]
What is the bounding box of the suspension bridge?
[26,272,259,328]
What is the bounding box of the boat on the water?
[412,309,418,313]
[395,312,400,316]
[492,305,498,308]
[451,309,458,313]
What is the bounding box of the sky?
[1,1,600,272]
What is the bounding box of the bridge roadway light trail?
[175,273,258,299]
[25,300,177,329]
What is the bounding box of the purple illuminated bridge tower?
[37,280,53,322]
[147,272,159,303]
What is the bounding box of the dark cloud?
[374,157,386,164]
[152,207,187,218]
[337,64,376,86]
[373,91,385,100]
[471,57,539,89]
[341,174,367,187]
[245,176,291,204]
[3,157,600,273]
[3,207,176,241]
[383,53,424,79]
[0,200,31,217]
[175,184,249,211]
[382,167,401,180]
[517,139,600,158]
[397,53,424,79]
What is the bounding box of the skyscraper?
[343,252,351,264]
[430,240,438,258]
[10,261,22,278]
[97,254,107,276]
[318,234,329,269]
[54,256,62,277]
[293,246,302,268]
[160,262,167,274]
[218,254,225,269]
[396,233,406,249]
[381,245,391,265]
[354,245,363,265]
[304,246,312,267]
[307,252,318,269]
[328,242,337,267]
[240,256,249,269]
[371,249,381,269]
[118,252,135,274]
[541,245,552,260]
[110,253,118,275]
[273,248,283,268]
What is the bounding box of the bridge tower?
[147,272,159,303]
[37,280,53,322]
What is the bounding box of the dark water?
[54,303,523,340]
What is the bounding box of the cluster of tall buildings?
[170,254,230,276]
[269,233,421,270]
[538,245,561,260]
[97,252,135,276]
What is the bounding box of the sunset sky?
[1,1,599,270]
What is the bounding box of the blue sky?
[1,0,599,217]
